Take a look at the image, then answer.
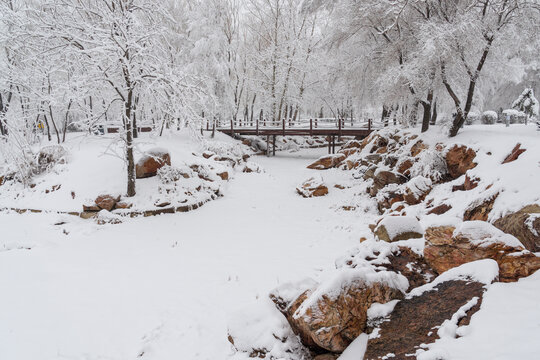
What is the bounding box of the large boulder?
[403,176,432,205]
[290,269,407,353]
[445,145,477,179]
[364,260,499,360]
[493,204,540,252]
[296,176,328,198]
[136,148,171,178]
[307,154,346,170]
[374,216,424,243]
[424,221,540,282]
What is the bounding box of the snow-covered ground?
[1,124,540,360]
[0,147,366,360]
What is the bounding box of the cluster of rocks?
[230,129,539,359]
[81,146,259,221]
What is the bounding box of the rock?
[502,143,526,164]
[463,192,498,221]
[115,201,132,209]
[202,151,215,159]
[297,176,328,198]
[381,247,437,291]
[94,194,119,211]
[291,269,406,353]
[364,260,498,360]
[427,203,452,215]
[424,221,540,282]
[313,354,338,360]
[403,176,432,205]
[410,140,428,157]
[445,145,477,179]
[82,203,100,212]
[243,162,261,173]
[136,148,171,178]
[370,170,407,196]
[493,204,540,252]
[396,158,414,176]
[217,171,229,180]
[307,154,346,170]
[452,174,479,191]
[374,216,423,242]
[342,139,363,150]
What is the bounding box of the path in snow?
[0,148,363,360]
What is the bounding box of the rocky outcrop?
[297,176,329,198]
[493,204,540,252]
[427,203,452,215]
[307,154,346,170]
[445,145,477,179]
[374,216,424,242]
[410,140,428,157]
[136,148,171,178]
[368,170,407,196]
[364,264,496,360]
[290,270,406,353]
[424,222,540,282]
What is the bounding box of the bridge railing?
[208,117,381,133]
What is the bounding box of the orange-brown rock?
[136,149,171,178]
[342,140,363,150]
[364,279,487,360]
[396,158,414,175]
[452,174,479,191]
[95,194,120,211]
[307,154,346,170]
[493,204,540,252]
[445,145,477,179]
[463,193,498,221]
[290,272,405,353]
[427,204,452,215]
[410,140,428,157]
[502,143,526,164]
[370,170,407,196]
[297,177,329,198]
[381,247,437,291]
[217,171,229,180]
[424,222,540,282]
[374,216,424,242]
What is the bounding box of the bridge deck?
[216,127,372,137]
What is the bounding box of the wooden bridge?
[205,118,377,155]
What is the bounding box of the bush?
[481,111,498,124]
[502,109,527,124]
[465,112,480,125]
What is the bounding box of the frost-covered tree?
[512,88,539,124]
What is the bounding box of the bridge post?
[212,118,216,138]
[266,135,270,156]
[272,135,276,156]
[282,118,286,136]
[230,118,234,136]
[256,115,259,136]
[310,119,313,136]
[368,118,372,132]
[338,117,342,139]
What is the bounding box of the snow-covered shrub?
[409,149,448,182]
[465,112,480,125]
[481,111,498,124]
[157,164,194,184]
[35,145,68,174]
[503,109,527,124]
[0,135,37,185]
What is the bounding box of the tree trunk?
[132,95,139,138]
[430,101,438,125]
[421,89,433,133]
[125,88,136,197]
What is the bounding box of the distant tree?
[512,88,539,124]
